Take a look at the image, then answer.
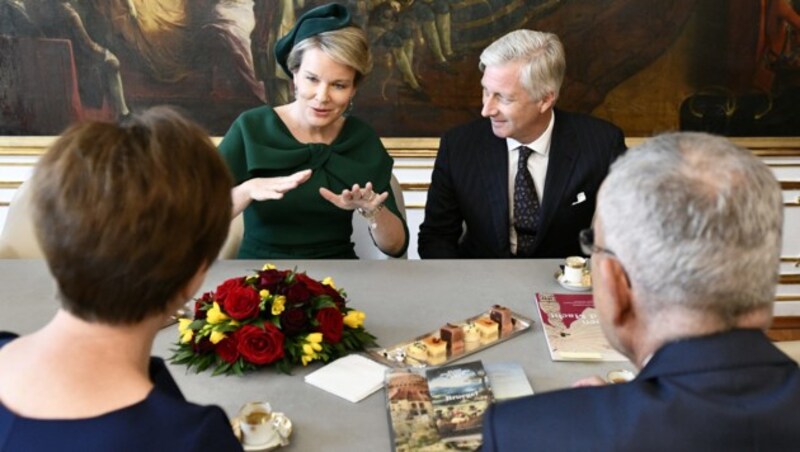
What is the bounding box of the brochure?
[385,360,530,451]
[535,292,628,362]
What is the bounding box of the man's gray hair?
[479,29,565,102]
[598,132,783,323]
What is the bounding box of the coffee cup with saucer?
[555,256,592,291]
[606,369,636,384]
[232,402,292,451]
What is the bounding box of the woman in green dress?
[219,3,409,259]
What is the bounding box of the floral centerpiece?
[171,264,377,375]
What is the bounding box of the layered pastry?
[474,317,499,344]
[439,323,465,355]
[423,336,448,365]
[462,322,481,351]
[406,341,428,363]
[490,305,514,336]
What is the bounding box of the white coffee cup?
[564,256,586,284]
[607,369,635,384]
[238,402,278,447]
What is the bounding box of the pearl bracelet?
[357,203,384,229]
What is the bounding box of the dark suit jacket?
[418,109,625,258]
[482,329,800,451]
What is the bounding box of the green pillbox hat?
[274,3,352,78]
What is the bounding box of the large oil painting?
[1,0,799,137]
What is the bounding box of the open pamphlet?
[535,292,628,362]
[385,360,532,451]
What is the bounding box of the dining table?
[0,258,637,451]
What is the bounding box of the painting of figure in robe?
[1,0,798,136]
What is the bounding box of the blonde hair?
[287,26,373,85]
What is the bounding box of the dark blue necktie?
[514,146,540,257]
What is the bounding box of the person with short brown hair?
[0,106,242,451]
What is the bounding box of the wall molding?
[2,136,800,159]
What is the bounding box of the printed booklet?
[535,292,628,362]
[385,360,532,451]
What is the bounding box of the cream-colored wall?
[1,137,799,313]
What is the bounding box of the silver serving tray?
[367,308,533,368]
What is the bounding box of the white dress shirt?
[507,114,556,255]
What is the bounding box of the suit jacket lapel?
[535,110,578,249]
[479,130,510,255]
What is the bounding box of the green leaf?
[216,323,240,333]
[212,362,232,376]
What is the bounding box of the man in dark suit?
[483,132,800,451]
[418,29,625,258]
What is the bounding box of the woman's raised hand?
[319,182,388,211]
[247,169,312,201]
[231,169,312,217]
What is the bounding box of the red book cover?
[535,292,628,362]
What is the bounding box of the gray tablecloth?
[0,259,636,451]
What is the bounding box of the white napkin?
[304,354,388,403]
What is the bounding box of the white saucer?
[231,413,292,451]
[554,270,592,292]
[243,439,281,452]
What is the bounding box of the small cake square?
[423,336,447,363]
[490,305,514,336]
[440,323,465,355]
[474,317,499,344]
[462,322,481,351]
[406,341,428,363]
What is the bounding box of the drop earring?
[344,98,354,117]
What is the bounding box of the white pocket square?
[571,192,587,206]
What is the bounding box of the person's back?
[0,107,242,451]
[482,132,799,451]
[0,333,239,451]
[484,330,800,451]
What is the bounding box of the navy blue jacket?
[419,109,625,258]
[482,329,800,451]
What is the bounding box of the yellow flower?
[322,277,336,289]
[300,333,324,366]
[209,330,227,345]
[206,302,229,325]
[259,289,270,300]
[343,310,366,329]
[262,263,277,271]
[271,295,286,315]
[302,341,322,355]
[178,318,193,334]
[180,329,193,344]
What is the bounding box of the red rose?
[223,285,261,320]
[258,269,287,292]
[322,285,346,311]
[192,337,214,354]
[236,323,284,365]
[194,292,214,320]
[216,277,245,304]
[285,282,310,305]
[216,336,240,364]
[316,308,344,344]
[280,308,309,335]
[294,273,327,296]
